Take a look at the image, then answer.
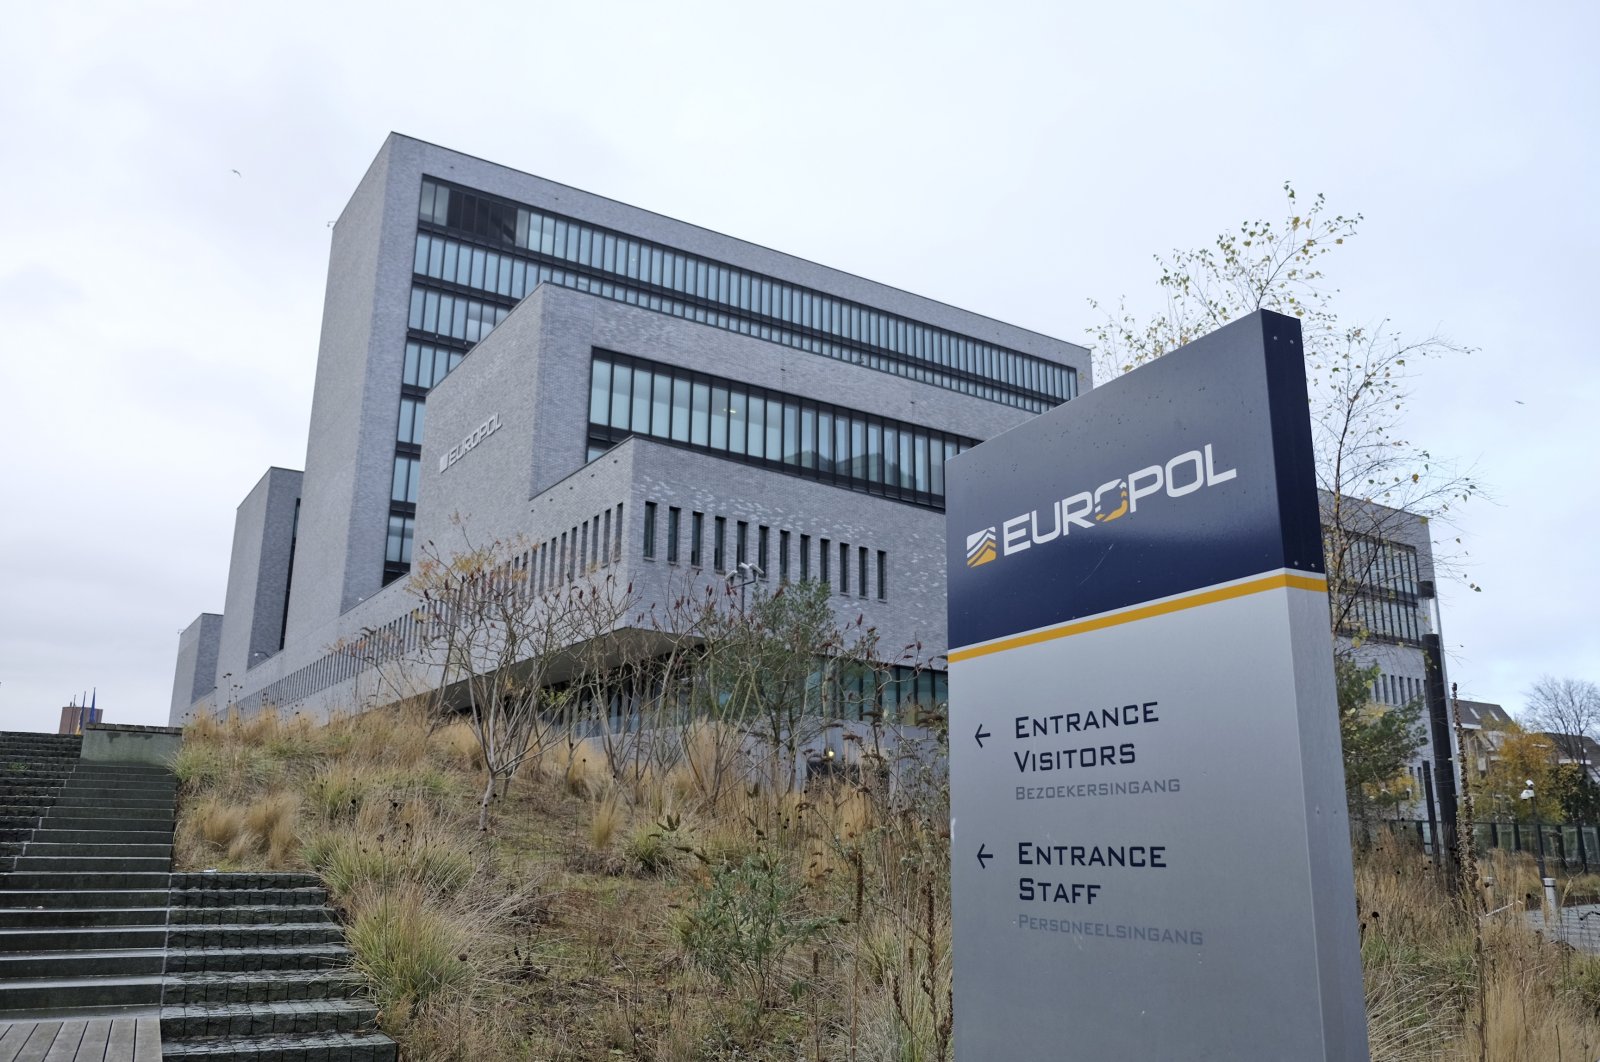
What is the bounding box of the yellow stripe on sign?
[947,571,1328,663]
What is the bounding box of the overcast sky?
[1,0,1594,731]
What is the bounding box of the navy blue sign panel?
[946,311,1322,651]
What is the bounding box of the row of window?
[589,352,975,508]
[417,179,1076,411]
[407,285,512,345]
[1341,534,1422,597]
[558,662,949,735]
[386,341,465,584]
[403,341,464,390]
[527,503,627,593]
[410,237,1043,411]
[640,501,889,601]
[1341,591,1425,646]
[1374,672,1426,708]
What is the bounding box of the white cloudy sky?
[0,1,1594,730]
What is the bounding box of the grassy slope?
[175,707,1600,1061]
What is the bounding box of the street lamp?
[1521,779,1559,918]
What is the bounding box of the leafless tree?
[408,528,634,829]
[1523,676,1600,766]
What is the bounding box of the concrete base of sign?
[81,723,183,767]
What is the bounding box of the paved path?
[1528,902,1600,953]
[0,1017,160,1061]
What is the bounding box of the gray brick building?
[170,134,1089,725]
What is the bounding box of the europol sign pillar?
[946,311,1368,1059]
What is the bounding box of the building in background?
[1324,495,1461,839]
[170,133,1088,726]
[57,699,103,735]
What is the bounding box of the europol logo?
[964,443,1237,571]
[966,528,998,568]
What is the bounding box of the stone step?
[0,924,168,952]
[0,973,163,1013]
[0,768,74,781]
[165,923,346,951]
[171,887,330,908]
[170,905,335,926]
[52,793,173,809]
[159,1030,398,1061]
[0,905,169,929]
[28,828,175,846]
[171,872,324,891]
[162,969,366,1006]
[0,887,170,909]
[9,855,172,873]
[161,998,379,1040]
[0,948,165,978]
[163,944,352,975]
[0,871,174,890]
[41,813,173,833]
[17,842,173,859]
[57,783,177,799]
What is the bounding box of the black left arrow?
[975,724,991,749]
[977,844,993,869]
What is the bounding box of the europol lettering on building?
[438,412,502,473]
[945,311,1369,1060]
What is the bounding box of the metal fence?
[1367,818,1600,874]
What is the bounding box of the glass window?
[758,525,769,577]
[799,534,810,581]
[877,551,887,600]
[711,385,729,450]
[714,517,726,571]
[779,529,790,581]
[671,377,690,442]
[691,382,711,447]
[736,521,748,568]
[667,507,680,564]
[690,511,703,567]
[747,398,765,460]
[631,367,652,433]
[397,398,426,444]
[818,411,833,474]
[391,456,418,503]
[766,399,783,461]
[819,538,830,584]
[590,357,612,425]
[651,373,671,437]
[727,388,746,455]
[858,547,869,598]
[838,542,849,595]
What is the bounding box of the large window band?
[588,351,976,510]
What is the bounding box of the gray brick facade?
[171,134,1088,725]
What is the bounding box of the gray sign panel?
[946,312,1368,1059]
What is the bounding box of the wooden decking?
[0,1017,160,1062]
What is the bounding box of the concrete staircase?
[0,732,172,1014]
[0,731,398,1061]
[160,873,395,1060]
